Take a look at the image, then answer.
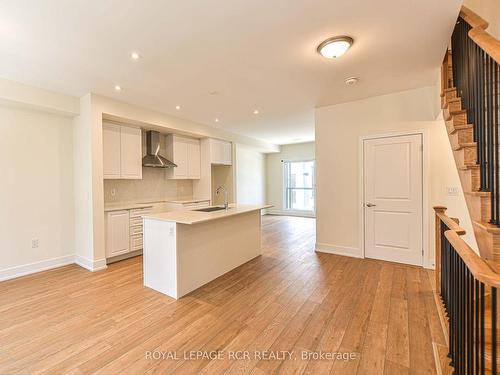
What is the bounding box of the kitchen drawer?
[129,216,143,227]
[129,207,153,219]
[130,234,143,251]
[130,224,143,235]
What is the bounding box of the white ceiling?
[0,0,461,145]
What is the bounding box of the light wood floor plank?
[0,216,443,374]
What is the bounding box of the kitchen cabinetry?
[105,206,152,259]
[209,138,232,165]
[103,123,142,179]
[165,135,201,179]
[105,210,130,257]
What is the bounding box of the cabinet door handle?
[365,203,376,207]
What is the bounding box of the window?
[283,160,315,212]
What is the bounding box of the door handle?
[365,203,376,207]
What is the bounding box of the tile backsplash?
[104,167,193,203]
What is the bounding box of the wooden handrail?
[459,5,500,64]
[469,28,500,65]
[433,206,466,235]
[445,230,500,288]
[459,6,488,30]
[434,206,500,288]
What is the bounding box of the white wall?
[0,105,75,280]
[463,0,500,39]
[234,144,266,205]
[315,85,477,268]
[265,142,315,216]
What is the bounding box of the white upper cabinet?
[103,123,121,179]
[119,126,142,179]
[187,141,201,178]
[165,135,201,179]
[209,138,232,165]
[103,123,142,180]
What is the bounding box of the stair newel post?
[435,206,447,294]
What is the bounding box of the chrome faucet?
[216,185,229,210]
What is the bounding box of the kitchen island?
[142,204,271,299]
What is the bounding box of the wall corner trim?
[315,243,363,258]
[75,255,108,272]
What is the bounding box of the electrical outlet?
[32,239,39,248]
[446,186,460,196]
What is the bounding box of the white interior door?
[363,134,423,266]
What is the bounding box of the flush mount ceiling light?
[130,52,140,60]
[317,36,353,59]
[253,110,259,115]
[214,118,219,123]
[175,105,181,110]
[114,85,122,91]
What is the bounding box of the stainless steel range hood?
[142,131,177,168]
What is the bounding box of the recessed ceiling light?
[345,77,359,86]
[214,118,219,123]
[131,52,140,60]
[175,105,181,110]
[114,85,122,91]
[253,110,259,115]
[317,36,354,59]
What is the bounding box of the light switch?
[446,186,460,196]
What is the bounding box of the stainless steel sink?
[194,206,228,212]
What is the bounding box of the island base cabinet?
[143,211,261,299]
[143,220,178,298]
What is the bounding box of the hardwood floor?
[0,215,446,374]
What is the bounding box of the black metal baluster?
[476,279,480,374]
[492,288,497,375]
[480,48,488,191]
[495,61,500,225]
[480,282,485,375]
[467,269,473,374]
[450,246,456,367]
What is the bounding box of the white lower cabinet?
[105,210,130,258]
[105,206,152,259]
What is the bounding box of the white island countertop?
[142,204,272,225]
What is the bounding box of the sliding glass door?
[283,160,315,213]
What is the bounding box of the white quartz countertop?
[142,204,272,225]
[104,202,155,212]
[104,198,210,212]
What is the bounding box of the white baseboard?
[423,259,436,270]
[266,209,315,218]
[315,243,363,259]
[0,255,75,282]
[75,255,107,272]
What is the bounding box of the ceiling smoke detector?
[344,77,359,86]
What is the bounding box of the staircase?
[441,8,500,263]
[436,5,500,375]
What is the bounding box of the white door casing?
[363,134,423,266]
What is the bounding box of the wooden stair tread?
[473,220,500,234]
[448,123,473,135]
[464,191,490,197]
[459,164,479,170]
[442,87,457,93]
[452,142,476,151]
